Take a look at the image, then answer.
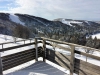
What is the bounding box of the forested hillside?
[0,13,100,49]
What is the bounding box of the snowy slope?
[85,21,90,25]
[92,33,100,39]
[0,34,22,43]
[9,13,25,25]
[61,19,82,26]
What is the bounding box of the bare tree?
[12,24,30,43]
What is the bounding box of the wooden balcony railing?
[0,37,100,75]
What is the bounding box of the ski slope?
[61,19,82,26]
[9,13,25,25]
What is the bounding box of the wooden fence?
[0,38,42,75]
[0,37,100,75]
[41,37,100,75]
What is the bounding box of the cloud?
[0,0,18,11]
[1,0,100,21]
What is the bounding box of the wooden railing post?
[2,44,3,49]
[43,39,46,62]
[24,40,25,44]
[30,39,31,43]
[70,45,75,75]
[35,38,38,61]
[0,53,3,75]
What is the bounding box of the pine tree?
[85,36,94,53]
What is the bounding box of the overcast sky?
[0,0,100,21]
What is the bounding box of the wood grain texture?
[2,49,36,71]
[0,42,35,52]
[70,45,75,75]
[46,48,100,75]
[46,48,70,70]
[74,58,100,75]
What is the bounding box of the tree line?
[12,24,30,42]
[12,24,100,49]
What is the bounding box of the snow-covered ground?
[92,33,100,39]
[0,34,100,75]
[9,13,25,25]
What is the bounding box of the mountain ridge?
[0,13,100,40]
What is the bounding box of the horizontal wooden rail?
[41,37,100,52]
[46,41,71,51]
[0,42,35,52]
[0,39,33,45]
[0,41,42,52]
[2,48,35,61]
[75,50,100,60]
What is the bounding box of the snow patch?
[92,33,100,39]
[0,34,22,43]
[85,21,90,25]
[62,19,73,26]
[9,13,25,25]
[61,19,82,26]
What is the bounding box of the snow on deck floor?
[6,61,67,75]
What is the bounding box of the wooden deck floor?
[6,61,67,75]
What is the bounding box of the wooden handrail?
[75,50,100,60]
[40,37,100,75]
[0,38,33,45]
[0,42,35,52]
[41,37,100,52]
[0,37,100,75]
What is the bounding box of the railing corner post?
[43,39,46,62]
[70,45,75,75]
[35,38,38,61]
